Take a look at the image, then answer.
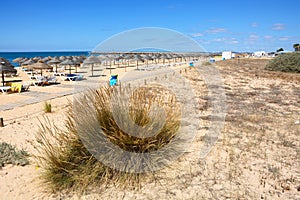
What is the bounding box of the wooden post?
[0,117,4,127]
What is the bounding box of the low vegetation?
[35,85,182,192]
[44,101,52,113]
[266,52,300,73]
[0,142,29,168]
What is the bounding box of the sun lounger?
[47,76,58,84]
[138,66,147,71]
[33,76,48,86]
[53,72,66,76]
[26,71,37,76]
[30,75,39,80]
[64,74,83,81]
[0,86,11,93]
[22,82,30,91]
[53,72,67,81]
[10,82,30,93]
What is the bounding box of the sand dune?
[0,59,299,199]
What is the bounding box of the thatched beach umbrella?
[166,53,174,63]
[13,57,24,66]
[159,54,168,64]
[22,59,35,66]
[18,58,28,65]
[133,54,144,70]
[59,56,66,61]
[123,54,132,71]
[13,57,23,63]
[97,55,113,74]
[97,55,107,65]
[47,58,61,73]
[0,59,17,86]
[27,62,53,76]
[40,57,50,63]
[151,54,159,64]
[141,54,152,67]
[114,54,124,70]
[84,56,101,76]
[32,56,40,61]
[72,57,82,73]
[102,55,114,74]
[60,59,75,74]
[77,56,86,64]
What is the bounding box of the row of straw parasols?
[11,53,204,76]
[13,56,85,75]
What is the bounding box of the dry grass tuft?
[34,84,182,193]
[43,102,52,113]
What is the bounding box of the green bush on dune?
[0,142,29,167]
[266,52,300,73]
[35,85,182,192]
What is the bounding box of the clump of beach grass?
[44,101,52,113]
[35,84,183,193]
[266,52,300,73]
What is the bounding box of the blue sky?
[0,0,299,52]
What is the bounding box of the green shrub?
[0,142,29,167]
[35,85,182,192]
[44,102,52,113]
[266,52,300,73]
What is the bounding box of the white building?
[222,51,235,60]
[253,51,266,57]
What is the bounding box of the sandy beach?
[0,58,299,199]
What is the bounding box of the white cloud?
[279,36,289,41]
[272,23,285,30]
[197,38,211,45]
[191,33,204,37]
[249,34,259,40]
[229,40,239,44]
[251,22,258,28]
[206,28,227,34]
[210,37,239,44]
[264,35,273,39]
[212,38,226,42]
[244,34,260,45]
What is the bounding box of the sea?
[0,51,90,67]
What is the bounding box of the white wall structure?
[253,51,266,57]
[222,51,234,60]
